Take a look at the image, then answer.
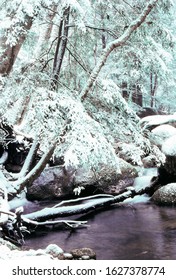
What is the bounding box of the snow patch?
[162,135,176,156]
[150,124,176,146]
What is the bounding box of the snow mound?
[162,135,176,156]
[150,124,176,146]
[140,114,176,128]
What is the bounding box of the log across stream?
[19,168,176,260]
[23,201,176,260]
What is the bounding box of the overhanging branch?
[80,0,158,102]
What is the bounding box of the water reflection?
[24,202,176,260]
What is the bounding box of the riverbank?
[0,238,96,260]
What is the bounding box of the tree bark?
[132,84,143,106]
[80,0,158,101]
[51,6,70,90]
[150,72,158,108]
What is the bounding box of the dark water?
[14,168,176,260]
[23,201,176,260]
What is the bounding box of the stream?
[12,168,176,260]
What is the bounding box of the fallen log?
[23,181,158,222]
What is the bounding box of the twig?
[22,216,87,228]
[52,194,114,208]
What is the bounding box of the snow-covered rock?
[150,124,176,147]
[0,238,53,260]
[162,135,176,156]
[45,244,64,257]
[27,165,75,200]
[140,114,176,129]
[27,159,137,200]
[142,155,158,167]
[0,238,95,260]
[152,183,176,205]
[115,142,144,165]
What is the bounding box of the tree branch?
[22,216,88,228]
[80,0,158,101]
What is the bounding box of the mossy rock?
[70,248,96,259]
[152,183,176,206]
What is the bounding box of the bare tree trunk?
[51,6,70,90]
[150,72,158,108]
[9,118,70,198]
[122,81,129,100]
[132,84,143,106]
[80,0,158,102]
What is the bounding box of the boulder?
[26,165,75,200]
[45,244,64,259]
[27,158,138,200]
[96,158,137,195]
[75,159,137,189]
[152,183,176,205]
[150,124,176,147]
[160,135,176,177]
[70,248,96,259]
[142,155,158,168]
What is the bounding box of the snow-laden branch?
[80,0,158,101]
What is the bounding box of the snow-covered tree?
[0,0,173,201]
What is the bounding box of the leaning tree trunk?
[10,140,57,198]
[80,0,158,102]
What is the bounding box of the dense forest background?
[0,0,176,197]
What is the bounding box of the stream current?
[18,168,176,259]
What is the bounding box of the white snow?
[162,135,176,156]
[150,124,176,146]
[140,114,176,128]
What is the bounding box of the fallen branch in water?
[23,179,159,222]
[23,190,132,221]
[22,216,88,228]
[0,175,159,246]
[52,194,114,208]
